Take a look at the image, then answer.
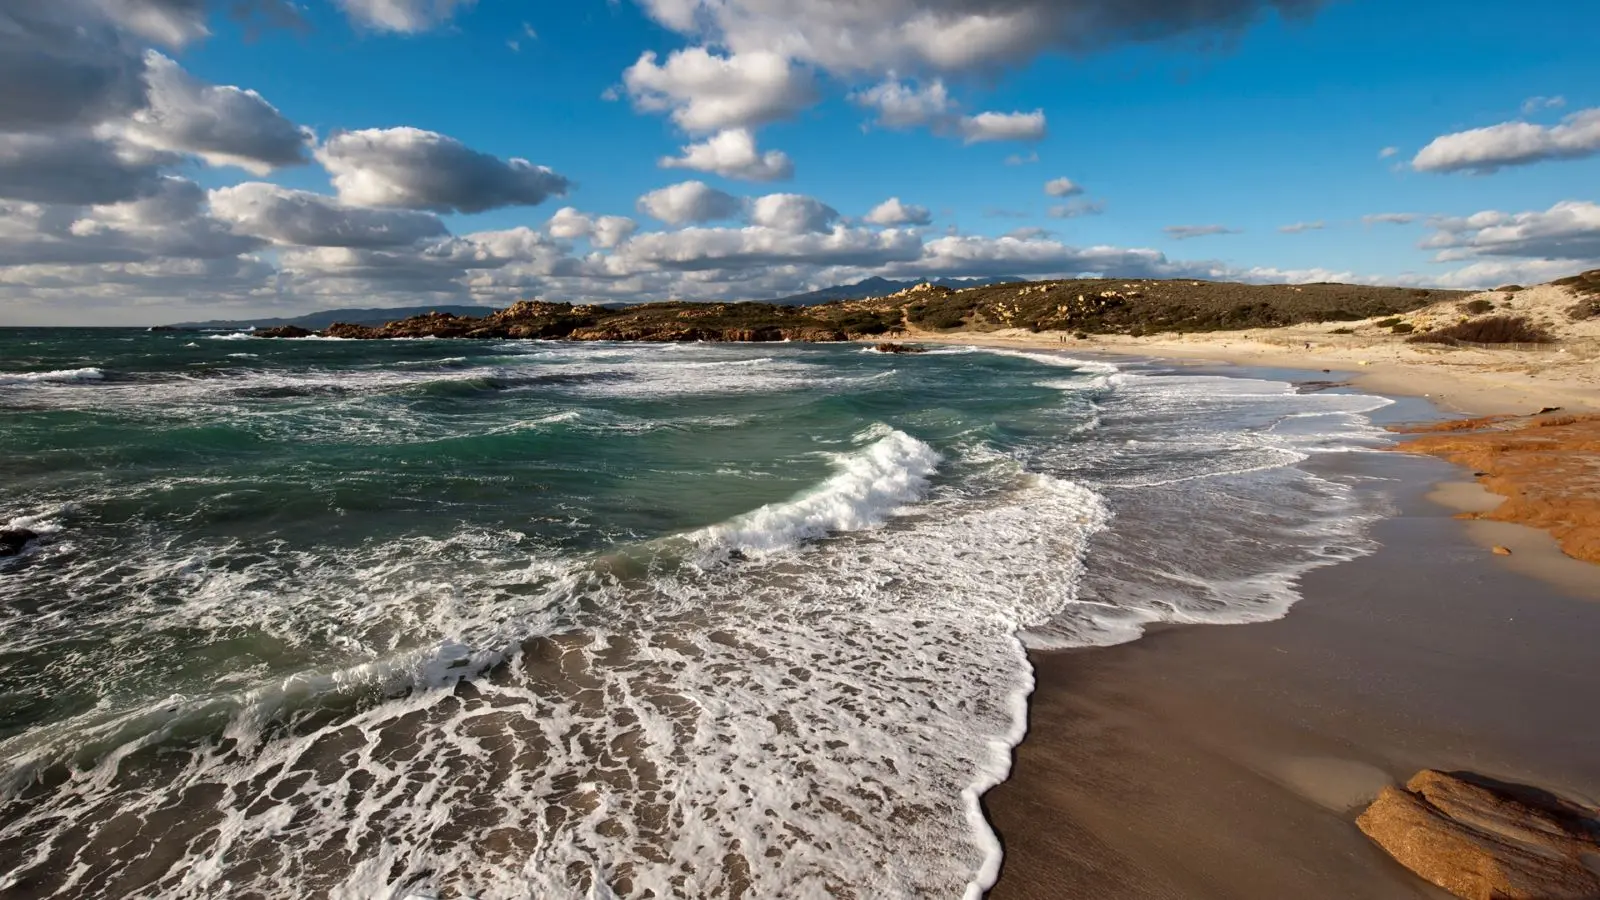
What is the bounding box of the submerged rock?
[0,528,38,557]
[1357,769,1600,900]
[873,342,927,354]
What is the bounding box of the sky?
[3,0,1599,325]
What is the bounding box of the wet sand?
[984,451,1600,899]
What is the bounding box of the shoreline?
[906,329,1600,416]
[976,350,1599,899]
[986,447,1600,899]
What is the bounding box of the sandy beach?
[986,448,1600,899]
[975,340,1600,899]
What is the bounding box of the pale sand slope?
[911,283,1600,416]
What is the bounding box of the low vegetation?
[1406,315,1554,345]
[1556,269,1600,320]
[1460,298,1495,314]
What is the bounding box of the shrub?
[1375,317,1402,328]
[1460,298,1495,314]
[1408,315,1554,344]
[1321,309,1366,322]
[1495,284,1525,293]
[1330,327,1355,335]
[1390,322,1415,334]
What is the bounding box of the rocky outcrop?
[0,528,38,557]
[873,342,926,354]
[254,325,313,338]
[1395,412,1600,564]
[1357,770,1600,900]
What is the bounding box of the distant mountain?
[169,305,500,331]
[770,276,1026,306]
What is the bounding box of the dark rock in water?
[255,325,313,338]
[874,342,927,354]
[148,325,176,332]
[0,528,38,557]
[1537,406,1564,415]
[1357,769,1600,899]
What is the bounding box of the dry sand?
[908,281,1600,416]
[985,452,1600,899]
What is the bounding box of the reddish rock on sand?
[1357,769,1600,900]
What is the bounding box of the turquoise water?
[0,329,1393,898]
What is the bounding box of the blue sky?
[4,0,1599,324]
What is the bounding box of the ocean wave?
[689,427,941,557]
[0,367,105,386]
[204,333,255,341]
[974,346,1121,375]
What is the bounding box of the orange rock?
[1393,414,1600,564]
[1357,770,1600,900]
[1492,546,1513,556]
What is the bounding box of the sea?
[0,329,1396,899]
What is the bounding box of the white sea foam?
[691,427,940,557]
[0,367,105,385]
[0,344,1406,900]
[976,346,1120,374]
[204,332,255,341]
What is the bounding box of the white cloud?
[545,207,638,249]
[660,128,794,181]
[1005,151,1039,165]
[1048,200,1104,218]
[1278,220,1324,233]
[637,181,743,225]
[1164,224,1239,240]
[1521,95,1566,116]
[864,197,932,226]
[1422,200,1600,262]
[631,0,1331,77]
[316,127,570,214]
[853,80,956,129]
[0,177,261,267]
[622,48,817,132]
[209,182,449,248]
[1363,212,1416,225]
[1044,177,1083,197]
[1412,108,1600,173]
[1378,146,1399,159]
[336,0,477,33]
[119,52,311,174]
[959,110,1046,143]
[748,194,838,233]
[852,79,1046,143]
[0,0,155,131]
[618,224,922,271]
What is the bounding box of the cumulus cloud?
[959,110,1047,143]
[1412,108,1600,174]
[620,224,922,271]
[1422,200,1600,262]
[852,79,1047,143]
[1279,220,1324,233]
[1164,224,1239,240]
[660,128,794,181]
[1044,177,1083,197]
[0,1,154,131]
[864,197,932,226]
[637,181,743,225]
[118,52,311,174]
[336,0,477,33]
[1363,212,1416,225]
[622,48,817,132]
[1048,200,1104,218]
[0,177,262,267]
[1378,146,1399,159]
[631,0,1328,76]
[209,182,449,248]
[316,127,570,214]
[748,194,839,233]
[0,132,174,205]
[546,207,638,249]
